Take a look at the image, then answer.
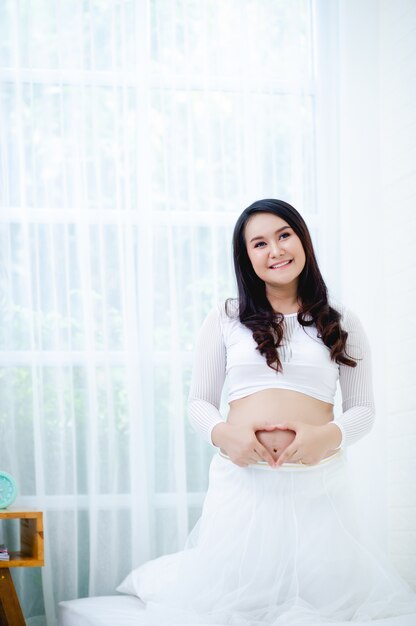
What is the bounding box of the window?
[0,0,325,612]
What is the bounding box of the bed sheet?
[58,595,416,626]
[58,595,145,626]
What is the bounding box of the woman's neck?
[266,287,300,314]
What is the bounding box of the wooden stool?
[0,509,44,626]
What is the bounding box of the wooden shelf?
[0,508,43,520]
[3,552,44,568]
[0,508,45,625]
[0,508,44,569]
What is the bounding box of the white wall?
[336,0,416,587]
[379,0,416,587]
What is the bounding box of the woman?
[118,199,416,625]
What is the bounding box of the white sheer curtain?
[0,1,326,624]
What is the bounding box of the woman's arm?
[188,304,277,467]
[274,306,376,466]
[188,305,227,445]
[331,306,376,447]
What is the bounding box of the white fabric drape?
[0,1,374,624]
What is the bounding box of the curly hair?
[226,199,358,373]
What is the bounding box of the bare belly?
[227,388,335,462]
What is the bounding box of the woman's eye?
[253,232,290,248]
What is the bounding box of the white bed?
[58,595,416,626]
[58,595,146,626]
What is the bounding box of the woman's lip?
[269,260,293,269]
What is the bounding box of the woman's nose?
[270,243,284,257]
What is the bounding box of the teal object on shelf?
[0,471,18,509]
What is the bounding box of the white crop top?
[188,299,375,448]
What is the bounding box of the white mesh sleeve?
[332,307,376,448]
[188,305,227,446]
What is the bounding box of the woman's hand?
[255,428,296,463]
[211,421,279,468]
[273,422,342,466]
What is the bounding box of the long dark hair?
[226,199,357,372]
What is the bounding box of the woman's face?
[244,212,306,289]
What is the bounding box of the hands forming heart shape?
[213,420,332,467]
[255,426,296,463]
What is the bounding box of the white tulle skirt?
[117,450,416,625]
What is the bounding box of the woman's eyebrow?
[249,225,291,243]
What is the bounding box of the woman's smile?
[269,259,293,270]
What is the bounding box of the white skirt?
[117,450,416,625]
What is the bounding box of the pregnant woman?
[118,199,416,624]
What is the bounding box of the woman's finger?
[275,446,299,466]
[256,443,276,467]
[253,448,276,463]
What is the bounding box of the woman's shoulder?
[208,297,239,320]
[328,297,347,318]
[328,298,363,329]
[223,297,240,319]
